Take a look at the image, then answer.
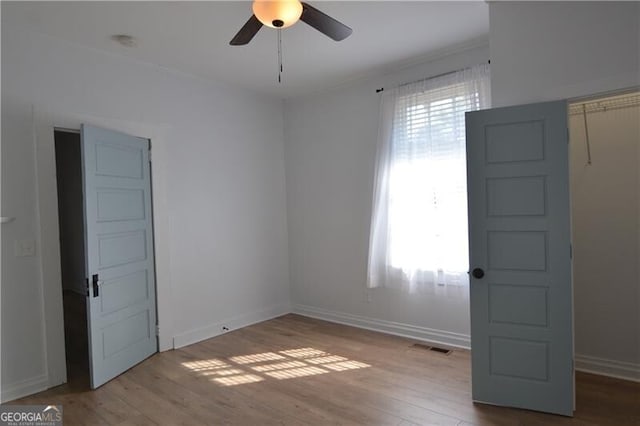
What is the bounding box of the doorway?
[569,90,640,377]
[52,125,159,390]
[33,111,172,394]
[54,129,90,387]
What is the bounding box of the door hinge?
[85,278,90,297]
[155,324,160,336]
[570,244,573,259]
[148,148,152,163]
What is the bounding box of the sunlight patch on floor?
[181,359,230,372]
[323,361,370,372]
[264,366,328,380]
[181,347,370,386]
[279,348,327,359]
[212,374,264,386]
[201,368,245,377]
[251,361,307,372]
[306,355,348,364]
[230,352,286,364]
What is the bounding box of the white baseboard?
[1,374,49,403]
[293,304,640,382]
[292,303,470,349]
[575,354,640,382]
[172,304,291,349]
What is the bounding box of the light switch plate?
[14,239,36,257]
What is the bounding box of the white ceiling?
[4,1,489,98]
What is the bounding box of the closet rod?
[569,92,640,116]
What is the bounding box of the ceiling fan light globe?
[252,0,303,29]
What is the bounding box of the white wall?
[570,100,640,379]
[1,24,290,400]
[284,42,490,348]
[490,1,640,379]
[489,1,639,108]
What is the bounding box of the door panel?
[82,124,157,389]
[488,284,549,327]
[486,176,546,216]
[487,231,547,271]
[466,101,573,416]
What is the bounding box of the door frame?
[33,105,174,389]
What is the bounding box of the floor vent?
[429,346,452,355]
[411,343,432,350]
[411,343,452,355]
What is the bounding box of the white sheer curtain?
[367,64,490,294]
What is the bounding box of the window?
[367,64,490,293]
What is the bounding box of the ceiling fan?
[230,0,352,46]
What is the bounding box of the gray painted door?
[81,124,157,389]
[466,101,573,416]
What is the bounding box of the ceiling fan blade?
[300,2,352,41]
[230,15,263,46]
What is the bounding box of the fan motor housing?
[230,1,353,46]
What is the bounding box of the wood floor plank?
[11,314,640,425]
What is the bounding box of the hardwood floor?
[13,314,640,425]
[62,290,90,384]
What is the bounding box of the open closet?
[569,91,640,374]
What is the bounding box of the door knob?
[472,268,485,279]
